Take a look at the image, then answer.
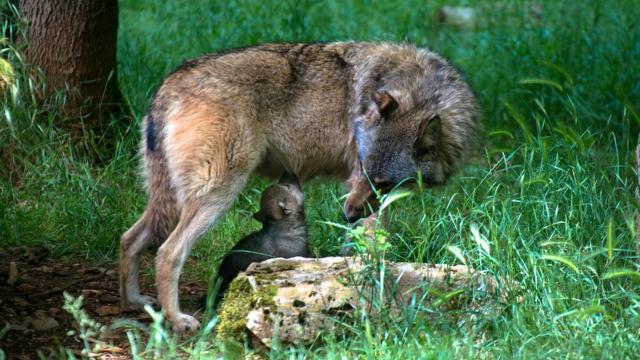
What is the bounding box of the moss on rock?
[215,275,277,341]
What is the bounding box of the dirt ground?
[0,247,207,359]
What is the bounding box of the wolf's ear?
[360,90,398,128]
[421,115,442,146]
[353,90,398,162]
[277,200,291,216]
[373,90,398,118]
[415,115,442,158]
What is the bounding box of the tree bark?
[18,0,120,127]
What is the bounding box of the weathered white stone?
[216,257,514,347]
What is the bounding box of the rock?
[38,265,53,273]
[95,304,120,317]
[31,310,59,331]
[439,6,476,28]
[216,257,514,348]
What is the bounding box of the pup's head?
[344,44,480,221]
[254,173,305,223]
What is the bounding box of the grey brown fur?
[119,42,480,332]
[217,174,309,298]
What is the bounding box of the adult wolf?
[119,42,479,332]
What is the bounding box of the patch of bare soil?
[0,247,207,359]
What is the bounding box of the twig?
[36,269,108,297]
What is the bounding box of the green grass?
[2,0,640,358]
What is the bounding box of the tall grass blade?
[543,61,574,85]
[519,78,564,92]
[446,245,466,265]
[504,101,534,142]
[470,223,490,254]
[379,189,412,213]
[540,255,580,273]
[602,269,640,282]
[607,218,615,261]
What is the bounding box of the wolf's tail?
[142,113,179,250]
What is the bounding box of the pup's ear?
[253,209,266,223]
[358,90,398,128]
[277,200,291,216]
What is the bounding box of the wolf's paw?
[171,313,200,333]
[120,294,156,312]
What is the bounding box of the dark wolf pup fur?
[119,42,479,332]
[217,174,309,299]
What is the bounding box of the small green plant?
[62,292,107,356]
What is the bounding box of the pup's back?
[217,175,309,295]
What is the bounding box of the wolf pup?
[216,174,309,300]
[119,42,480,331]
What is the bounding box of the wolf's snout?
[343,202,364,223]
[343,187,379,223]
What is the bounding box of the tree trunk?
[18,0,120,127]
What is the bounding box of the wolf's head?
[344,44,480,221]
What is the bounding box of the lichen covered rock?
[215,257,513,347]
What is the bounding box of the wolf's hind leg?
[155,178,248,332]
[119,211,156,311]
